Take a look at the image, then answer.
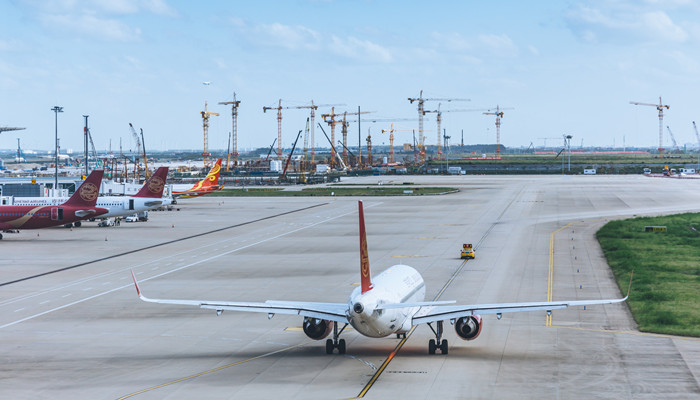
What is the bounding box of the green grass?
[205,186,458,197]
[596,213,700,337]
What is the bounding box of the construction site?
[2,94,700,186]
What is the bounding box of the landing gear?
[325,322,348,354]
[0,233,3,240]
[427,321,448,355]
[64,223,73,228]
[74,221,81,227]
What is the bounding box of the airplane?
[10,167,171,223]
[0,170,107,240]
[171,159,224,199]
[131,200,630,355]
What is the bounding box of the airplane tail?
[63,170,104,207]
[358,200,374,293]
[133,166,169,198]
[200,158,222,188]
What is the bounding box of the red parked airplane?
[0,170,108,239]
[172,159,223,199]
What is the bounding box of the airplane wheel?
[338,339,346,354]
[74,221,81,227]
[440,339,448,355]
[0,233,3,240]
[64,223,73,228]
[428,339,436,355]
[325,339,334,354]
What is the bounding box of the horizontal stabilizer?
[376,300,456,309]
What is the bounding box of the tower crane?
[693,121,700,150]
[263,100,284,161]
[666,126,681,153]
[286,101,344,164]
[381,124,418,163]
[321,109,372,167]
[201,101,219,168]
[482,105,513,159]
[630,96,669,154]
[423,105,486,160]
[408,90,469,163]
[219,92,241,171]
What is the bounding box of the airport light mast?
[51,106,63,196]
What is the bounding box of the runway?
[2,175,699,399]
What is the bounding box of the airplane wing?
[411,296,628,325]
[131,271,349,324]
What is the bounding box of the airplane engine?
[302,317,333,340]
[454,315,482,341]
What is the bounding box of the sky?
[1,0,700,155]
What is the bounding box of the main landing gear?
[427,321,448,355]
[325,322,348,354]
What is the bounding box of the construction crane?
[408,90,469,162]
[281,130,303,180]
[317,123,346,171]
[630,96,669,154]
[128,123,143,179]
[263,100,284,161]
[139,128,150,178]
[321,109,372,167]
[219,92,241,171]
[365,128,373,168]
[201,101,220,169]
[0,126,25,135]
[301,118,310,181]
[264,138,277,162]
[693,121,700,168]
[482,105,513,159]
[285,101,344,165]
[381,124,417,163]
[666,126,681,153]
[423,105,486,160]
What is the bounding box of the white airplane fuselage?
[347,264,425,338]
[12,196,169,218]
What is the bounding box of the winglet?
[358,200,373,293]
[131,269,143,299]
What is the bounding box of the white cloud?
[41,13,142,41]
[565,3,690,44]
[235,20,392,63]
[477,34,518,57]
[330,36,393,63]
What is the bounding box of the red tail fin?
[63,170,104,207]
[358,200,373,293]
[133,167,169,198]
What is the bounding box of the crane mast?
[408,90,469,163]
[263,99,284,161]
[219,92,241,171]
[201,101,220,168]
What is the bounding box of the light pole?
[564,134,573,173]
[52,106,64,195]
[444,129,450,173]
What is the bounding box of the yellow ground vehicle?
[460,243,475,259]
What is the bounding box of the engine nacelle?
[454,315,483,341]
[302,317,333,340]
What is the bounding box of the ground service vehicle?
[461,243,475,259]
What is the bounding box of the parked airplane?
[0,170,107,239]
[131,200,630,355]
[172,159,223,199]
[11,167,171,223]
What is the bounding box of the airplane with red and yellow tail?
[172,159,224,199]
[0,170,108,240]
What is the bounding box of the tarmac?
[1,174,699,399]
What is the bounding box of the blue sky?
[1,0,699,154]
